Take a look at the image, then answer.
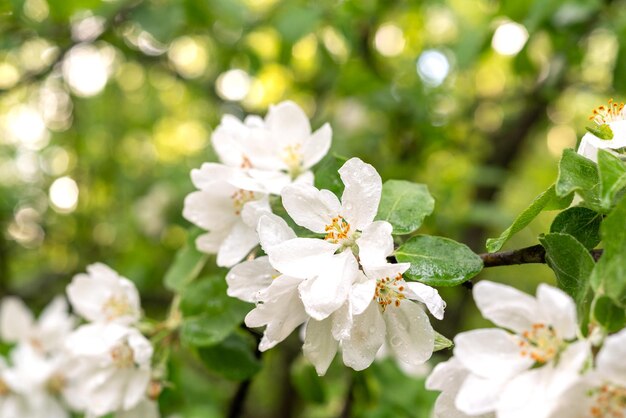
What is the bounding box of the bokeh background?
[0,0,623,416]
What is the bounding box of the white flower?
[183,163,270,267]
[66,263,141,325]
[212,101,332,194]
[577,100,626,162]
[114,398,160,418]
[264,157,387,320]
[65,323,153,417]
[426,280,586,418]
[0,296,75,354]
[549,328,626,418]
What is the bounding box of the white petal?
[267,238,338,278]
[330,302,353,341]
[226,257,276,303]
[281,184,340,233]
[298,251,358,320]
[266,101,311,146]
[190,162,236,189]
[216,221,259,267]
[363,263,410,283]
[341,302,386,371]
[211,114,252,167]
[293,170,315,187]
[257,214,296,253]
[339,158,382,229]
[384,301,434,367]
[545,380,592,418]
[301,123,332,170]
[455,373,504,415]
[248,169,292,195]
[597,327,626,386]
[453,329,533,380]
[405,282,446,320]
[240,197,271,228]
[356,220,394,267]
[303,318,339,376]
[195,229,229,254]
[121,370,151,411]
[0,297,33,342]
[349,277,376,316]
[115,399,160,418]
[576,136,599,162]
[536,284,577,340]
[473,281,540,333]
[426,357,467,391]
[182,189,237,230]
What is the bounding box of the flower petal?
[356,220,394,267]
[266,101,311,146]
[267,237,339,278]
[182,189,237,231]
[406,282,446,320]
[339,158,382,229]
[453,328,533,380]
[195,229,229,254]
[385,301,434,367]
[257,214,296,253]
[211,114,253,167]
[455,373,504,415]
[298,251,358,320]
[330,302,353,341]
[281,184,340,233]
[426,357,467,391]
[240,197,271,228]
[226,256,277,303]
[216,221,259,267]
[349,276,376,316]
[0,297,33,342]
[301,123,332,170]
[597,327,626,386]
[303,318,339,376]
[472,281,540,333]
[536,284,577,340]
[341,302,386,371]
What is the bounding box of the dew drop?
[390,336,402,347]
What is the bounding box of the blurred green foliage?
[1,0,625,416]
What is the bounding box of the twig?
[479,244,603,267]
[228,379,252,418]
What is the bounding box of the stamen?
[231,189,256,215]
[374,274,406,311]
[589,383,626,418]
[240,155,253,169]
[517,323,561,364]
[281,144,302,174]
[589,98,626,125]
[110,341,135,368]
[324,216,352,244]
[102,294,134,321]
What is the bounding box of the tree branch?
[479,244,603,268]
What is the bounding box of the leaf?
[433,332,453,352]
[314,154,347,198]
[395,235,483,287]
[163,229,208,292]
[539,233,594,319]
[486,184,572,253]
[597,149,626,209]
[180,276,250,347]
[375,180,435,235]
[549,207,602,250]
[197,333,261,381]
[591,194,626,307]
[592,296,626,333]
[290,358,326,404]
[555,149,602,210]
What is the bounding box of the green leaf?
[375,180,435,235]
[290,358,326,404]
[591,194,626,307]
[433,332,453,352]
[486,184,572,252]
[592,296,626,333]
[549,207,602,250]
[539,233,594,319]
[197,333,261,381]
[556,149,602,210]
[597,149,626,209]
[314,154,347,198]
[395,235,483,286]
[180,276,250,347]
[163,229,208,292]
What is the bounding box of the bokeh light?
[492,21,529,56]
[62,44,112,97]
[417,49,450,87]
[216,69,251,101]
[49,176,79,213]
[374,23,406,57]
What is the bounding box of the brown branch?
[480,244,603,268]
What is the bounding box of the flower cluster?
[426,281,626,418]
[225,157,445,375]
[577,99,626,162]
[0,263,158,418]
[183,101,332,267]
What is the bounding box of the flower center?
[589,383,626,418]
[324,216,352,245]
[47,373,66,394]
[110,341,135,368]
[517,323,561,363]
[374,274,406,311]
[241,155,253,169]
[102,294,134,321]
[231,189,256,215]
[589,99,625,125]
[281,144,303,176]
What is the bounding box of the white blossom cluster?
[185,102,447,375]
[426,281,626,418]
[0,263,158,418]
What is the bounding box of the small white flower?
[66,263,141,325]
[427,280,586,418]
[577,100,626,162]
[65,323,153,417]
[183,163,270,267]
[0,296,75,354]
[549,328,626,418]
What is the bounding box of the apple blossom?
[67,263,141,325]
[577,99,626,162]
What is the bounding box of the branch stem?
[479,244,603,267]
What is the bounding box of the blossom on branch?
[577,99,626,162]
